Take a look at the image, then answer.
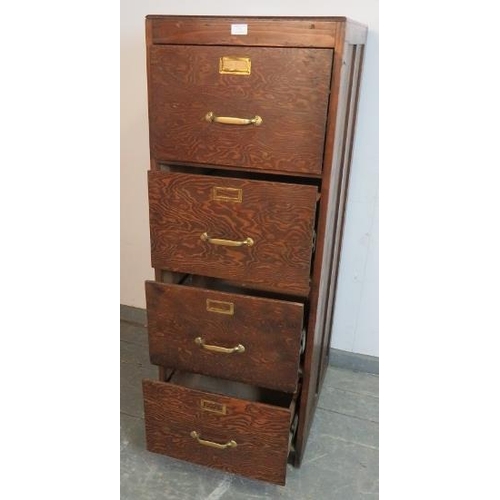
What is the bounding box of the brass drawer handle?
[190,431,237,450]
[205,111,263,126]
[200,232,254,248]
[195,336,245,354]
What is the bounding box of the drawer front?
[146,281,304,392]
[148,45,333,175]
[143,379,292,485]
[148,171,318,296]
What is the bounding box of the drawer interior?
[161,270,310,304]
[167,370,296,419]
[159,162,323,185]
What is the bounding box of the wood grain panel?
[148,171,318,296]
[142,379,291,485]
[147,16,339,47]
[145,281,304,392]
[148,45,333,175]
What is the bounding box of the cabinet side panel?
[294,32,366,464]
[318,44,365,387]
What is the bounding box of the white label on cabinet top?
[231,24,248,35]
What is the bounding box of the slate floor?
[121,320,379,499]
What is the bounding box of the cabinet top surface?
[146,15,363,23]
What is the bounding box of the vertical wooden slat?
[318,43,364,389]
[294,39,366,466]
[147,18,166,321]
[314,43,355,399]
[293,25,350,464]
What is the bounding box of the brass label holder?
[206,299,235,316]
[219,56,251,76]
[211,186,243,203]
[201,399,227,415]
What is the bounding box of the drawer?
[148,171,318,296]
[145,281,304,392]
[148,45,333,175]
[143,373,295,484]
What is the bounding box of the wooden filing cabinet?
[142,15,367,485]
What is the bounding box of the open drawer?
[145,280,304,392]
[142,372,296,485]
[148,170,318,296]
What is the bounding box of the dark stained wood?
[143,15,368,483]
[143,378,292,485]
[294,34,365,465]
[148,171,318,296]
[314,43,358,395]
[159,159,323,179]
[318,44,365,389]
[148,45,332,175]
[145,281,304,392]
[147,16,339,47]
[147,82,164,287]
[158,366,166,382]
[158,366,174,382]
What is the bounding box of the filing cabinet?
[142,15,367,485]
